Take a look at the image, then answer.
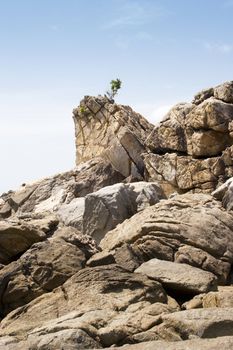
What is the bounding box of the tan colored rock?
[144,150,228,196]
[202,286,233,308]
[0,220,47,264]
[0,265,167,340]
[186,97,233,133]
[103,337,233,350]
[185,98,233,156]
[148,308,233,340]
[73,96,154,178]
[135,258,217,294]
[100,193,233,283]
[214,81,233,104]
[0,227,98,316]
[146,103,194,153]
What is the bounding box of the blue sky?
[0,0,233,193]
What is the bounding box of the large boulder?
[0,219,52,264]
[83,182,165,243]
[0,227,98,316]
[130,308,233,342]
[100,193,233,284]
[135,258,217,295]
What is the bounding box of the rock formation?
[1,81,233,349]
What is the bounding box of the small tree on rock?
[106,79,122,101]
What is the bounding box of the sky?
[0,0,233,194]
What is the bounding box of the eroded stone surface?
[135,258,217,294]
[100,193,233,284]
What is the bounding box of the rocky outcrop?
[1,81,233,349]
[73,95,154,178]
[144,81,233,195]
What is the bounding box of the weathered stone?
[83,182,165,243]
[146,103,194,153]
[103,337,233,350]
[0,227,98,316]
[192,87,214,105]
[0,265,167,343]
[145,308,233,341]
[57,197,85,230]
[73,96,154,178]
[100,193,233,283]
[214,81,233,104]
[185,98,233,156]
[135,258,217,294]
[144,151,227,196]
[212,177,233,210]
[202,286,233,308]
[0,220,47,264]
[0,158,124,218]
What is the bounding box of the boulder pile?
[1,81,233,349]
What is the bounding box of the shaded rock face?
[1,81,233,349]
[73,95,154,178]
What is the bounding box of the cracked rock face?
[144,81,233,195]
[100,193,233,284]
[1,81,233,349]
[73,95,154,178]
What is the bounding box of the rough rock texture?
[132,308,233,342]
[0,158,124,219]
[0,265,170,347]
[0,219,52,264]
[212,176,233,210]
[135,258,217,294]
[202,286,233,308]
[144,81,233,195]
[83,182,165,243]
[73,95,154,178]
[100,193,233,284]
[0,227,98,316]
[104,337,233,350]
[1,81,233,349]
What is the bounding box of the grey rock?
[135,258,217,294]
[83,182,165,243]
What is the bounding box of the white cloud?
[204,42,233,54]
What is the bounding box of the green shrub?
[106,78,122,100]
